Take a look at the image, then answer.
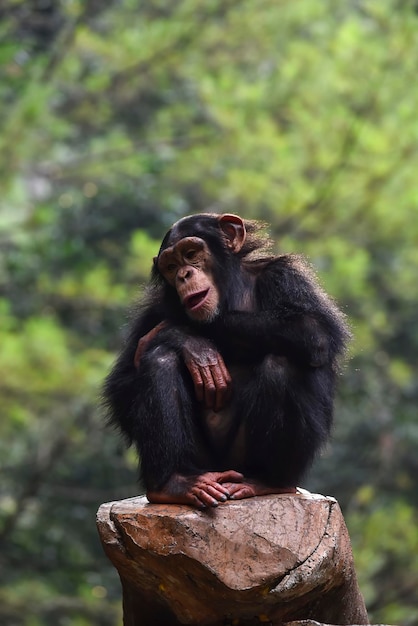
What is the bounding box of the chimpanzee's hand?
[182,336,232,412]
[134,321,168,368]
[147,470,244,509]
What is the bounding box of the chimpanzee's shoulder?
[248,253,314,278]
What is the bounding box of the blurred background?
[1,1,417,624]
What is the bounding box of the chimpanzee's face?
[157,236,220,322]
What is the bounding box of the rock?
[96,491,369,626]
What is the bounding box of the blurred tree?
[1,0,418,624]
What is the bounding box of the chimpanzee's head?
[153,214,246,322]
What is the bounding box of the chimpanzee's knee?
[141,345,180,376]
[257,354,290,390]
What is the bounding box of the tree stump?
[96,491,369,626]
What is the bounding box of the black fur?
[103,214,350,491]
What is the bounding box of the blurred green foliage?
[1,0,418,624]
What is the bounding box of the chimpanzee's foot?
[221,479,297,500]
[146,470,244,509]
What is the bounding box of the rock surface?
[97,491,369,626]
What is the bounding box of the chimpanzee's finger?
[227,485,255,500]
[186,362,204,402]
[216,470,244,483]
[203,483,229,502]
[191,486,219,507]
[200,366,216,408]
[211,365,230,412]
[218,358,232,401]
[212,357,232,411]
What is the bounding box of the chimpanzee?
[103,213,350,508]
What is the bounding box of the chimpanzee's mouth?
[184,289,209,310]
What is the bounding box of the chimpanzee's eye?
[184,250,196,261]
[166,263,177,272]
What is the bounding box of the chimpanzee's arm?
[102,302,166,442]
[139,325,232,411]
[104,309,233,436]
[218,310,333,366]
[218,256,350,367]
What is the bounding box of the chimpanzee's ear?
[152,256,161,274]
[218,214,246,253]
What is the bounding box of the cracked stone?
[97,491,369,626]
